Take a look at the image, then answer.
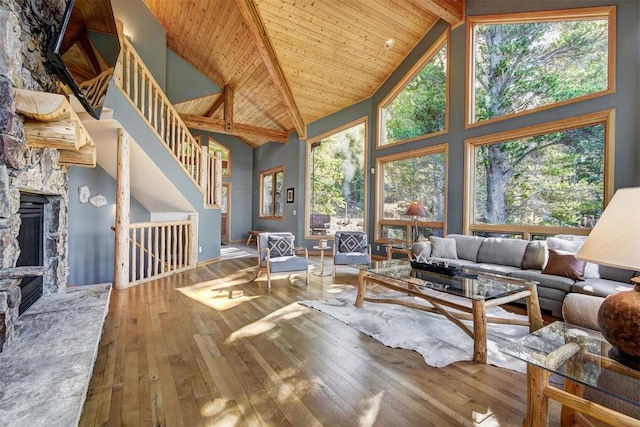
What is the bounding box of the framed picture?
[286,187,294,203]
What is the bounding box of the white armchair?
[255,232,309,288]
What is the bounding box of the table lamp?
[405,201,426,242]
[576,187,640,369]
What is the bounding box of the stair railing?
[203,149,223,208]
[125,217,197,286]
[78,68,114,110]
[112,23,203,192]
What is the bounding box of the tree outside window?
[466,110,613,237]
[377,145,447,242]
[468,7,614,126]
[306,119,366,238]
[260,166,284,219]
[379,32,448,146]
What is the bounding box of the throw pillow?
[429,236,458,259]
[522,240,548,270]
[546,236,599,279]
[411,242,432,261]
[339,234,365,253]
[542,249,586,281]
[268,235,294,257]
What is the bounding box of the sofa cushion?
[572,279,634,298]
[476,237,529,268]
[268,255,308,273]
[429,236,458,259]
[598,265,636,283]
[467,263,523,276]
[335,252,370,265]
[447,234,484,262]
[522,241,548,270]
[509,269,576,293]
[411,241,432,260]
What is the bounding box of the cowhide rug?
[299,289,529,372]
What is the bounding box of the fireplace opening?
[17,193,49,315]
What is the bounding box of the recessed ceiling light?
[384,38,395,49]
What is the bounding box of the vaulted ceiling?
[78,0,465,147]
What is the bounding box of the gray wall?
[251,0,639,256]
[166,50,221,104]
[68,166,149,285]
[194,132,253,243]
[111,0,167,90]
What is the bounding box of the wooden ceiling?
[82,0,464,147]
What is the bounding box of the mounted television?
[46,0,120,120]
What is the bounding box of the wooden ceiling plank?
[411,0,464,27]
[182,114,288,143]
[234,0,306,139]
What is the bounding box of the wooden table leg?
[355,270,366,307]
[526,285,544,332]
[472,299,487,364]
[523,364,551,427]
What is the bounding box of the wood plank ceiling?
[130,1,464,147]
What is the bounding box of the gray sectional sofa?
[411,234,637,317]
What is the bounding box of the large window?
[260,166,284,219]
[376,144,448,242]
[306,119,366,238]
[207,136,230,177]
[467,7,615,127]
[378,31,448,147]
[465,110,614,238]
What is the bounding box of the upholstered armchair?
[332,231,371,277]
[255,232,309,288]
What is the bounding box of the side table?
[313,245,332,276]
[501,321,639,427]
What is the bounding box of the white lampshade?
[576,187,640,271]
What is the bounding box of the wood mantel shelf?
[14,89,96,167]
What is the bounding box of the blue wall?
[68,166,149,285]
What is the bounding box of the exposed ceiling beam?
[234,0,307,139]
[181,114,288,144]
[206,92,224,117]
[412,0,464,27]
[224,85,234,132]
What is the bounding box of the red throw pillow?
[542,249,586,280]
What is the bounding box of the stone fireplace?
[0,0,70,351]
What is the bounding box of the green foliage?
[310,123,365,224]
[382,46,447,144]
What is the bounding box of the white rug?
[300,289,528,372]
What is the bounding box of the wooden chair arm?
[258,247,270,262]
[294,246,309,260]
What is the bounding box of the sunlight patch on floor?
[177,270,260,311]
[358,390,384,427]
[225,303,310,343]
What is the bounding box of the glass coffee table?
[501,321,640,427]
[351,260,543,364]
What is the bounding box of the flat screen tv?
[46,0,120,120]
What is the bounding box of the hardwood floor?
[79,253,562,426]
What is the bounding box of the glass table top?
[351,259,535,301]
[501,321,640,408]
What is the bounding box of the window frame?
[259,165,285,220]
[376,30,450,149]
[463,109,615,239]
[375,143,449,243]
[465,6,616,129]
[304,117,368,240]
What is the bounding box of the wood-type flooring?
[79,252,562,426]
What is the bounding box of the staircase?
[78,24,222,288]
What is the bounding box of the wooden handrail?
[113,217,197,286]
[112,22,204,192]
[203,150,222,208]
[78,68,114,111]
